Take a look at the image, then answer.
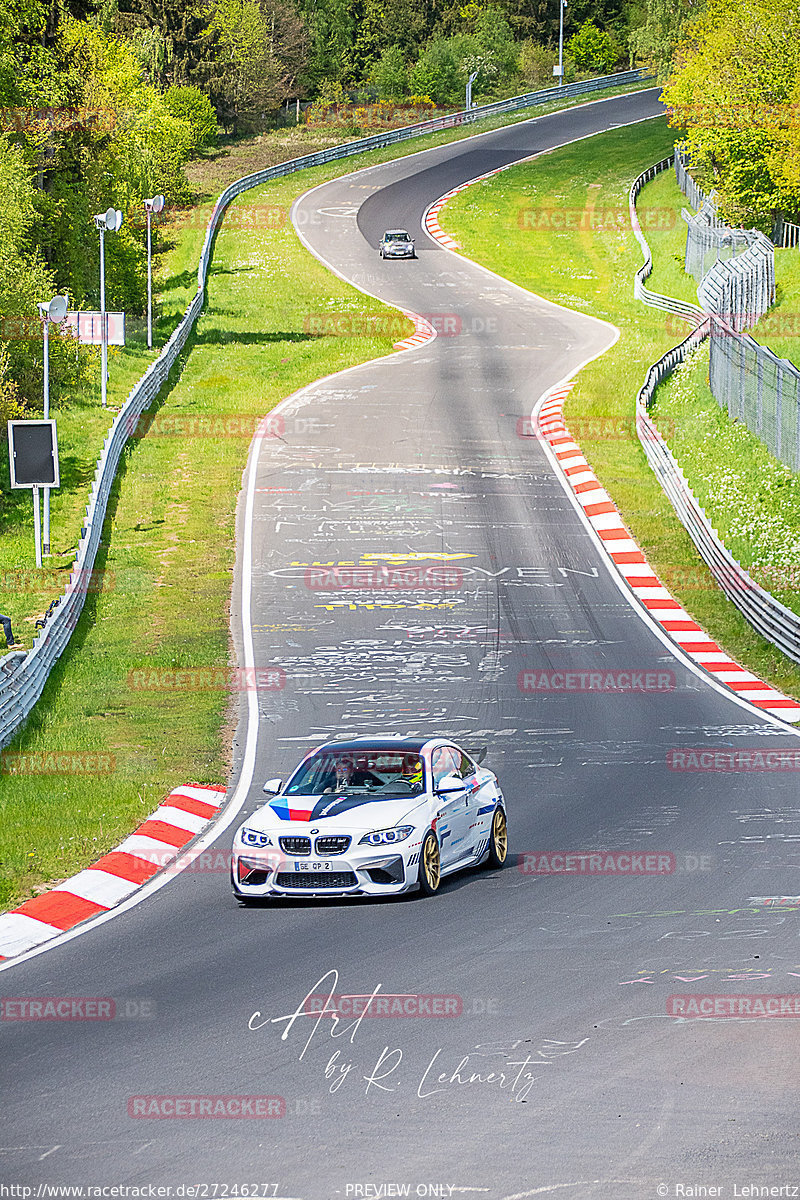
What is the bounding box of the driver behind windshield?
[285,749,424,796]
[326,755,381,793]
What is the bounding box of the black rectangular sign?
[7,419,60,488]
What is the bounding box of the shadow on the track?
[231,855,518,909]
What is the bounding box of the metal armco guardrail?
[0,69,653,751]
[630,157,704,326]
[631,160,800,667]
[675,148,800,474]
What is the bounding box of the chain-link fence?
[632,158,800,670]
[696,232,775,330]
[772,214,800,249]
[673,148,800,471]
[683,198,745,281]
[677,147,774,320]
[674,148,707,211]
[680,182,774,331]
[676,147,800,248]
[707,317,800,470]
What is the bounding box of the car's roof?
[317,735,429,754]
[383,229,410,235]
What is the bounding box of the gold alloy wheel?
[421,833,441,893]
[492,808,508,864]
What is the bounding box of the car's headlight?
[240,827,272,847]
[359,825,415,846]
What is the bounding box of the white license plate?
[295,860,332,872]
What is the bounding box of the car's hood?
[243,793,428,835]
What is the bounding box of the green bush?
[163,86,218,152]
[370,46,408,101]
[409,40,464,105]
[519,40,557,89]
[567,20,623,75]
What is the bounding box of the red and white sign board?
[63,311,125,346]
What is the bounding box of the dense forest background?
[1,0,799,417]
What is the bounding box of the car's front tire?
[418,831,441,895]
[484,806,508,869]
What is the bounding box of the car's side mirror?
[435,771,467,795]
[262,778,283,795]
[475,746,487,765]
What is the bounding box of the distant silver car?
[379,229,416,259]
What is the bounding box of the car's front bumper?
[231,842,419,898]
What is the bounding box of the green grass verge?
[440,117,800,701]
[750,247,800,369]
[0,179,408,910]
[0,82,657,911]
[642,170,800,368]
[639,168,699,307]
[652,347,800,616]
[1,79,655,642]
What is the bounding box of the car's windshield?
[385,232,410,241]
[284,748,425,797]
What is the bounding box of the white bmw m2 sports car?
[231,736,507,901]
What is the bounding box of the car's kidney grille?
[315,835,351,856]
[276,872,357,890]
[279,836,311,855]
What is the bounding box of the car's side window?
[430,748,451,786]
[431,744,462,782]
[458,750,477,779]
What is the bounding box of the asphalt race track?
[3,89,800,1198]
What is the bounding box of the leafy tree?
[518,38,556,88]
[163,85,217,149]
[662,0,800,226]
[126,25,169,86]
[370,44,408,98]
[567,20,621,73]
[467,6,518,90]
[628,0,697,79]
[204,0,308,133]
[350,0,386,79]
[502,0,627,46]
[0,132,90,406]
[409,37,463,103]
[297,0,356,89]
[115,0,211,89]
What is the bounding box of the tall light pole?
[466,70,479,111]
[558,0,567,86]
[93,207,123,407]
[37,295,69,556]
[143,195,164,350]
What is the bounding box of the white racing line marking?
[290,186,437,354]
[420,122,800,738]
[0,93,713,973]
[0,395,274,972]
